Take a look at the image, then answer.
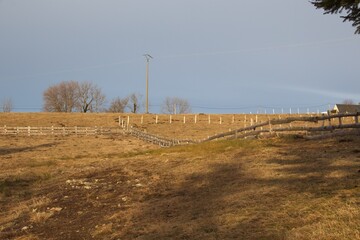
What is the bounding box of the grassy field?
[0,112,352,140]
[0,113,359,239]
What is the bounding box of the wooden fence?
[0,126,123,136]
[127,127,196,147]
[1,113,359,147]
[117,113,322,127]
[203,112,360,141]
[121,113,360,147]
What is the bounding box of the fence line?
[203,112,360,142]
[117,113,326,126]
[127,127,196,147]
[1,113,359,147]
[0,126,123,136]
[119,113,360,147]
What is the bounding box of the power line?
[155,37,356,60]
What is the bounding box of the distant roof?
[334,104,360,113]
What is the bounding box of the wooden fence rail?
[127,127,196,147]
[1,113,359,147]
[0,126,123,136]
[203,112,360,142]
[119,113,360,147]
[116,113,336,126]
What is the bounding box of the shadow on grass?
[0,142,58,156]
[121,138,360,239]
[9,137,359,240]
[0,178,35,198]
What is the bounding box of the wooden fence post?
[141,115,144,124]
[183,116,186,124]
[232,115,235,124]
[170,115,172,124]
[156,115,158,124]
[278,115,282,128]
[208,115,211,124]
[28,126,31,136]
[219,117,222,125]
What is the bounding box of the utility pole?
[143,54,153,114]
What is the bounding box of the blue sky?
[0,0,359,113]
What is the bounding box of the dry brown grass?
[0,113,359,239]
[2,112,354,140]
[0,112,121,127]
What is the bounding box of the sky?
[0,0,359,114]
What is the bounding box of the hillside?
[0,112,335,140]
[0,113,359,239]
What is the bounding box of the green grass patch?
[28,160,57,168]
[149,138,263,157]
[58,155,74,161]
[0,173,52,198]
[0,178,34,197]
[105,150,152,159]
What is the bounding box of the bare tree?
[108,96,129,113]
[2,97,13,112]
[161,97,191,114]
[127,93,143,113]
[76,81,106,113]
[43,81,79,112]
[43,81,106,112]
[343,99,355,105]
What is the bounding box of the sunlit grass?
[0,114,359,239]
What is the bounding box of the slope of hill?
[0,113,359,239]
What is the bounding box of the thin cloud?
[280,85,360,102]
[156,37,356,60]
